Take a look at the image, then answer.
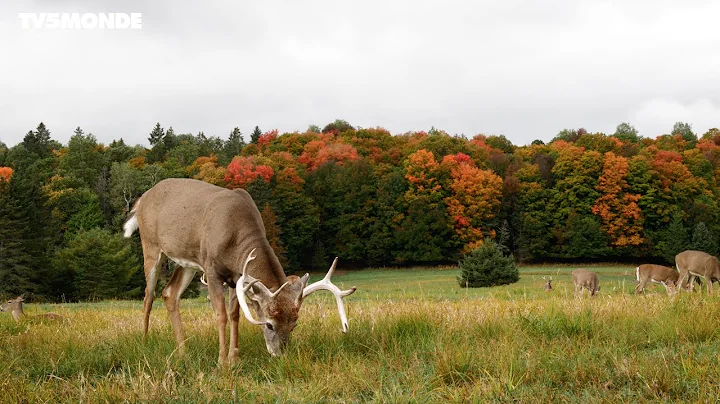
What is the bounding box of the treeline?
[1,120,720,301]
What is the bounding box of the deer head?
[238,249,355,356]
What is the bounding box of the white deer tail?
[123,196,142,238]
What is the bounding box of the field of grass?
[2,264,720,403]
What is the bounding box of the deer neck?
[11,308,24,322]
[233,243,287,289]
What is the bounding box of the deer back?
[134,178,286,287]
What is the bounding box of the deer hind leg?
[162,265,197,351]
[227,286,240,363]
[143,251,166,338]
[635,278,649,294]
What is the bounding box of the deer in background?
[124,178,357,364]
[675,250,720,293]
[572,269,600,297]
[634,264,679,296]
[542,276,553,291]
[0,295,64,322]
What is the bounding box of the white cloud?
[1,0,720,147]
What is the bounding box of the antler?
[302,257,357,333]
[236,248,266,326]
[235,248,292,326]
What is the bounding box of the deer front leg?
[206,275,229,365]
[227,286,240,364]
[162,266,197,353]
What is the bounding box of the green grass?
[2,264,720,402]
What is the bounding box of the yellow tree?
[591,152,644,247]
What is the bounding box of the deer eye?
[266,323,274,331]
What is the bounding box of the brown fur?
[635,264,679,295]
[675,250,720,293]
[128,178,309,362]
[572,269,600,297]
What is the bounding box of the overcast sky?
[1,0,719,148]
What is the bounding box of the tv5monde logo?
[18,13,142,30]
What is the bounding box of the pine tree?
[22,122,54,159]
[221,127,245,164]
[251,126,262,144]
[457,238,519,288]
[690,222,718,256]
[0,181,38,297]
[147,123,167,163]
[657,212,689,263]
[498,219,512,256]
[148,123,165,146]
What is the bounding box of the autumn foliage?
[224,156,274,189]
[591,152,644,247]
[0,166,12,182]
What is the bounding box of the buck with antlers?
[572,269,600,297]
[675,250,720,293]
[123,178,356,363]
[634,264,679,295]
[542,276,552,291]
[0,295,64,322]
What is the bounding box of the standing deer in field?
[542,276,553,291]
[675,250,720,293]
[634,264,679,295]
[0,295,64,322]
[572,269,600,297]
[123,178,356,363]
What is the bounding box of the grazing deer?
[675,250,720,293]
[542,276,553,291]
[0,295,64,322]
[634,264,679,295]
[572,269,600,297]
[123,178,357,363]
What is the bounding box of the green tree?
[689,222,718,256]
[457,239,519,287]
[22,122,57,159]
[0,140,7,166]
[59,128,105,188]
[613,122,639,143]
[672,121,696,143]
[221,127,245,165]
[109,162,145,214]
[0,181,37,297]
[485,135,515,154]
[148,123,165,146]
[654,211,689,263]
[561,213,609,259]
[322,119,354,134]
[251,126,262,144]
[146,123,166,163]
[52,228,139,301]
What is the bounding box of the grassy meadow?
[2,264,720,403]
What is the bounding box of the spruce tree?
[221,127,245,164]
[251,126,262,144]
[457,238,519,288]
[690,222,718,256]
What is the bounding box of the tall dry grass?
[1,266,720,402]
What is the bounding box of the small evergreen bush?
[457,238,519,288]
